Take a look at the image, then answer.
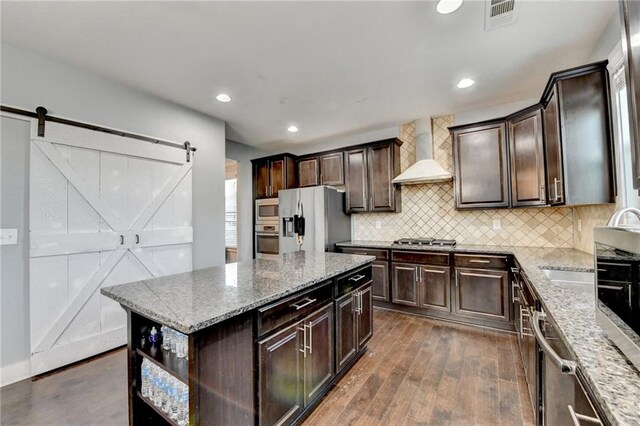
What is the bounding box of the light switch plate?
[492,219,501,230]
[375,220,382,230]
[0,229,18,245]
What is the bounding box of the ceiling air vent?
[485,0,518,31]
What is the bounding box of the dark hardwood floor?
[1,309,534,426]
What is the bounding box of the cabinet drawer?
[339,247,388,260]
[391,250,450,266]
[337,265,373,297]
[257,282,332,337]
[454,254,508,269]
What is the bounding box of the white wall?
[454,98,539,126]
[0,44,226,384]
[225,140,269,262]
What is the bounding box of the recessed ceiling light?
[457,78,475,89]
[216,93,231,103]
[437,0,463,14]
[287,125,299,133]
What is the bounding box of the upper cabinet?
[451,121,510,209]
[345,139,402,213]
[508,106,546,207]
[298,156,320,188]
[319,152,344,186]
[450,61,615,210]
[540,62,615,206]
[252,154,296,199]
[620,0,640,189]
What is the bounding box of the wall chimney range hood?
[392,118,452,185]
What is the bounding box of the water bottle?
[161,326,171,351]
[170,329,178,354]
[162,376,172,413]
[169,383,179,420]
[141,359,150,398]
[177,384,189,426]
[153,372,164,407]
[177,334,187,359]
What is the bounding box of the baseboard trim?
[1,359,31,387]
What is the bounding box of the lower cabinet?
[391,263,419,306]
[258,303,334,426]
[336,282,373,372]
[391,263,451,312]
[454,267,509,322]
[337,247,390,302]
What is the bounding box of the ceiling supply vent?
[485,0,518,31]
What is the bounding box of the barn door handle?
[120,235,124,245]
[135,234,140,244]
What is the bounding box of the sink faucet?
[607,207,640,227]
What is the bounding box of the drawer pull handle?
[598,285,624,291]
[511,267,520,273]
[469,259,491,264]
[291,297,317,310]
[349,274,366,282]
[568,405,601,425]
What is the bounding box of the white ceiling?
[1,1,616,151]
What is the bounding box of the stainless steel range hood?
[392,117,452,185]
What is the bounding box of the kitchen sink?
[541,268,594,289]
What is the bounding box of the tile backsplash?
[352,114,612,252]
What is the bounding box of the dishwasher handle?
[532,311,577,375]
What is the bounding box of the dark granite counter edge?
[101,255,375,334]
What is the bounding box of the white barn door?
[29,121,193,375]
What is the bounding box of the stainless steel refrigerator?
[278,186,351,254]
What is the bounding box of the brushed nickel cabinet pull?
[299,326,307,358]
[469,259,491,264]
[349,274,366,282]
[291,297,316,310]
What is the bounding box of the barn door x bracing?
[29,121,193,375]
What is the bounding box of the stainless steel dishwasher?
[532,310,606,425]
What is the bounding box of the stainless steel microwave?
[594,226,640,369]
[255,198,279,225]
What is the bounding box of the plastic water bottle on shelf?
[161,325,171,351]
[141,359,151,398]
[154,372,165,407]
[170,329,178,354]
[176,333,187,359]
[162,376,173,413]
[177,383,189,426]
[169,382,179,421]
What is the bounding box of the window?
[609,43,640,210]
[225,178,237,247]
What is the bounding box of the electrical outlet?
[375,220,382,230]
[577,219,582,232]
[0,229,18,245]
[492,219,501,230]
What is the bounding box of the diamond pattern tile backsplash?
[352,115,575,248]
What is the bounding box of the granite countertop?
[101,251,374,334]
[337,241,640,426]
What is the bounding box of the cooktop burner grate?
[393,238,457,247]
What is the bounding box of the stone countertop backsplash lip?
[336,240,640,426]
[101,251,375,335]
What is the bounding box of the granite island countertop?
[337,241,640,426]
[101,251,374,334]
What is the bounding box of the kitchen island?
[101,251,375,426]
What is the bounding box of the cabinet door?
[391,263,419,306]
[543,88,564,205]
[298,157,319,188]
[356,284,373,349]
[320,152,344,186]
[371,261,390,302]
[453,123,509,209]
[303,304,334,405]
[509,109,546,207]
[255,160,270,199]
[454,268,509,322]
[258,320,303,426]
[368,144,395,211]
[270,159,285,197]
[419,266,451,312]
[335,292,357,371]
[345,148,369,213]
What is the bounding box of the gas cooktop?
[393,238,457,247]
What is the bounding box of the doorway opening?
[225,159,239,263]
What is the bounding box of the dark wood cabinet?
[508,107,546,207]
[418,266,451,312]
[621,0,640,189]
[451,121,510,209]
[345,139,402,213]
[371,262,389,302]
[252,154,296,199]
[298,156,319,188]
[335,282,373,373]
[258,320,304,426]
[303,304,334,405]
[540,62,615,206]
[320,152,344,186]
[454,267,509,322]
[345,148,369,212]
[391,263,419,306]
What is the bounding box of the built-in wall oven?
[255,224,279,259]
[255,198,279,225]
[595,223,640,369]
